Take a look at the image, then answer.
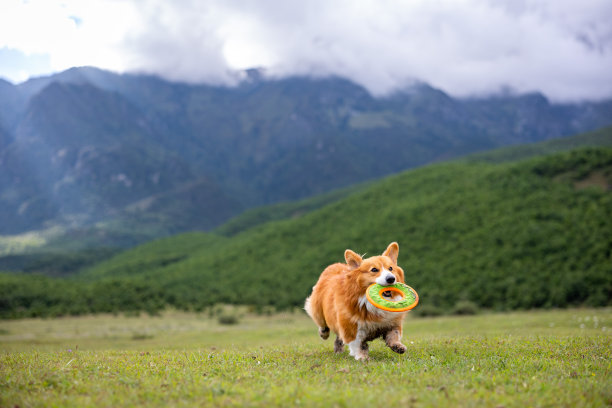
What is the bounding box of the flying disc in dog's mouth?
[366,283,419,312]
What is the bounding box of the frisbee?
[366,282,419,312]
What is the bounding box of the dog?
[304,242,408,360]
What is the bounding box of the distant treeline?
[1,147,611,318]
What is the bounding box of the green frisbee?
[366,282,419,312]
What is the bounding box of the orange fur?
[304,242,409,360]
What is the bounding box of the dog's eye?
[389,267,393,271]
[371,268,379,273]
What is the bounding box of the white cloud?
[0,0,137,75]
[1,0,611,101]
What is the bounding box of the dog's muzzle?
[376,271,396,286]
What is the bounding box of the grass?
[1,308,610,407]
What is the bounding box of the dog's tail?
[304,296,314,318]
[304,294,326,328]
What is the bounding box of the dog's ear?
[383,242,399,263]
[344,249,363,270]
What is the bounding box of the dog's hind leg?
[334,336,344,353]
[305,296,330,340]
[319,327,330,340]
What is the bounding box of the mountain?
[1,67,611,248]
[3,125,610,275]
[464,124,612,164]
[1,146,610,317]
[0,81,240,236]
[213,125,612,237]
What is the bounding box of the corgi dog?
[304,242,408,361]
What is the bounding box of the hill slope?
[465,124,612,163]
[215,125,612,237]
[1,147,610,317]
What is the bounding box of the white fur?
[358,294,386,317]
[375,270,396,286]
[304,296,312,317]
[347,324,368,360]
[357,295,406,322]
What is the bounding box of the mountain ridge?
[1,67,611,248]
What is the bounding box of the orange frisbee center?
[379,286,405,302]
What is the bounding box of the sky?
[1,0,611,102]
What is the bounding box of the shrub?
[218,313,239,325]
[413,304,444,317]
[451,300,479,315]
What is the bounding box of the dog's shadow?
[308,344,406,364]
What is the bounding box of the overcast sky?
[1,0,611,101]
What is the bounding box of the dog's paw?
[334,337,344,353]
[390,343,407,354]
[354,353,370,362]
[319,327,330,340]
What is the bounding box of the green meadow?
[1,130,611,406]
[1,308,610,407]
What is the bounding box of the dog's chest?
[358,295,400,320]
[356,295,403,335]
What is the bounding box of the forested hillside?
[1,147,610,318]
[213,125,612,237]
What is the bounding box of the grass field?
[1,308,610,407]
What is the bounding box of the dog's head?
[344,242,405,291]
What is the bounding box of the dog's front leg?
[384,327,407,354]
[345,326,369,361]
[337,318,368,361]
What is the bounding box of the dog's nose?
[386,275,396,284]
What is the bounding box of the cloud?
[118,0,237,86]
[1,0,611,101]
[0,0,137,76]
[118,0,612,101]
